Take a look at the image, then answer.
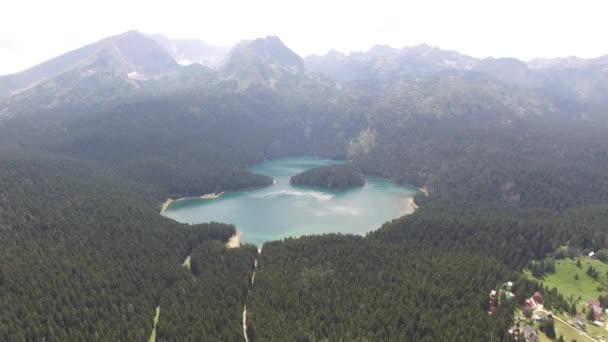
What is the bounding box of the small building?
[576,313,587,330]
[589,251,597,259]
[501,281,514,290]
[509,324,521,337]
[588,300,603,321]
[525,298,536,310]
[533,292,544,304]
[523,325,538,342]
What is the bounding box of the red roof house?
[588,300,602,321]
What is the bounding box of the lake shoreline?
[161,156,420,245]
[160,182,276,215]
[418,186,429,197]
[160,198,174,215]
[404,197,419,214]
[227,230,242,248]
[402,186,430,215]
[160,192,223,215]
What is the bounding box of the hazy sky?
[1,0,606,75]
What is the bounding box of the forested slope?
[247,235,515,341]
[0,153,255,340]
[371,201,608,269]
[157,242,257,341]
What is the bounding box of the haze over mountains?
[1,30,607,125]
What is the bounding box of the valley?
[1,28,608,341]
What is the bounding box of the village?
[489,252,608,342]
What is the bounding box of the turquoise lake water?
[163,156,419,246]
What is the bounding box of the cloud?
[0,39,14,47]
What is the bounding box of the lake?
[163,156,419,245]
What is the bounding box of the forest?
[0,154,256,341]
[371,200,608,269]
[157,241,257,341]
[290,164,364,190]
[247,235,516,341]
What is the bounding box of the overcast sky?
[1,0,606,75]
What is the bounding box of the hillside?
[0,153,254,340]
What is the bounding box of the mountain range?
[1,30,607,124]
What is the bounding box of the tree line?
[290,164,364,190]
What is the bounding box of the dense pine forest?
[247,235,515,341]
[0,154,254,341]
[371,200,608,269]
[157,242,257,341]
[290,164,364,189]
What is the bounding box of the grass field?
[524,258,608,307]
[546,318,593,342]
[523,257,608,341]
[515,308,594,342]
[586,322,608,341]
[535,320,592,342]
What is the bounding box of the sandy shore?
[200,192,224,199]
[227,230,242,249]
[160,198,174,215]
[160,192,224,215]
[418,186,429,197]
[403,197,418,214]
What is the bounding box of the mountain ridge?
[2,31,608,127]
[219,36,305,89]
[0,31,178,98]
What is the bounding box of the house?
[588,300,603,321]
[523,325,538,342]
[576,313,587,330]
[533,292,544,304]
[509,324,521,338]
[525,298,536,310]
[589,251,597,259]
